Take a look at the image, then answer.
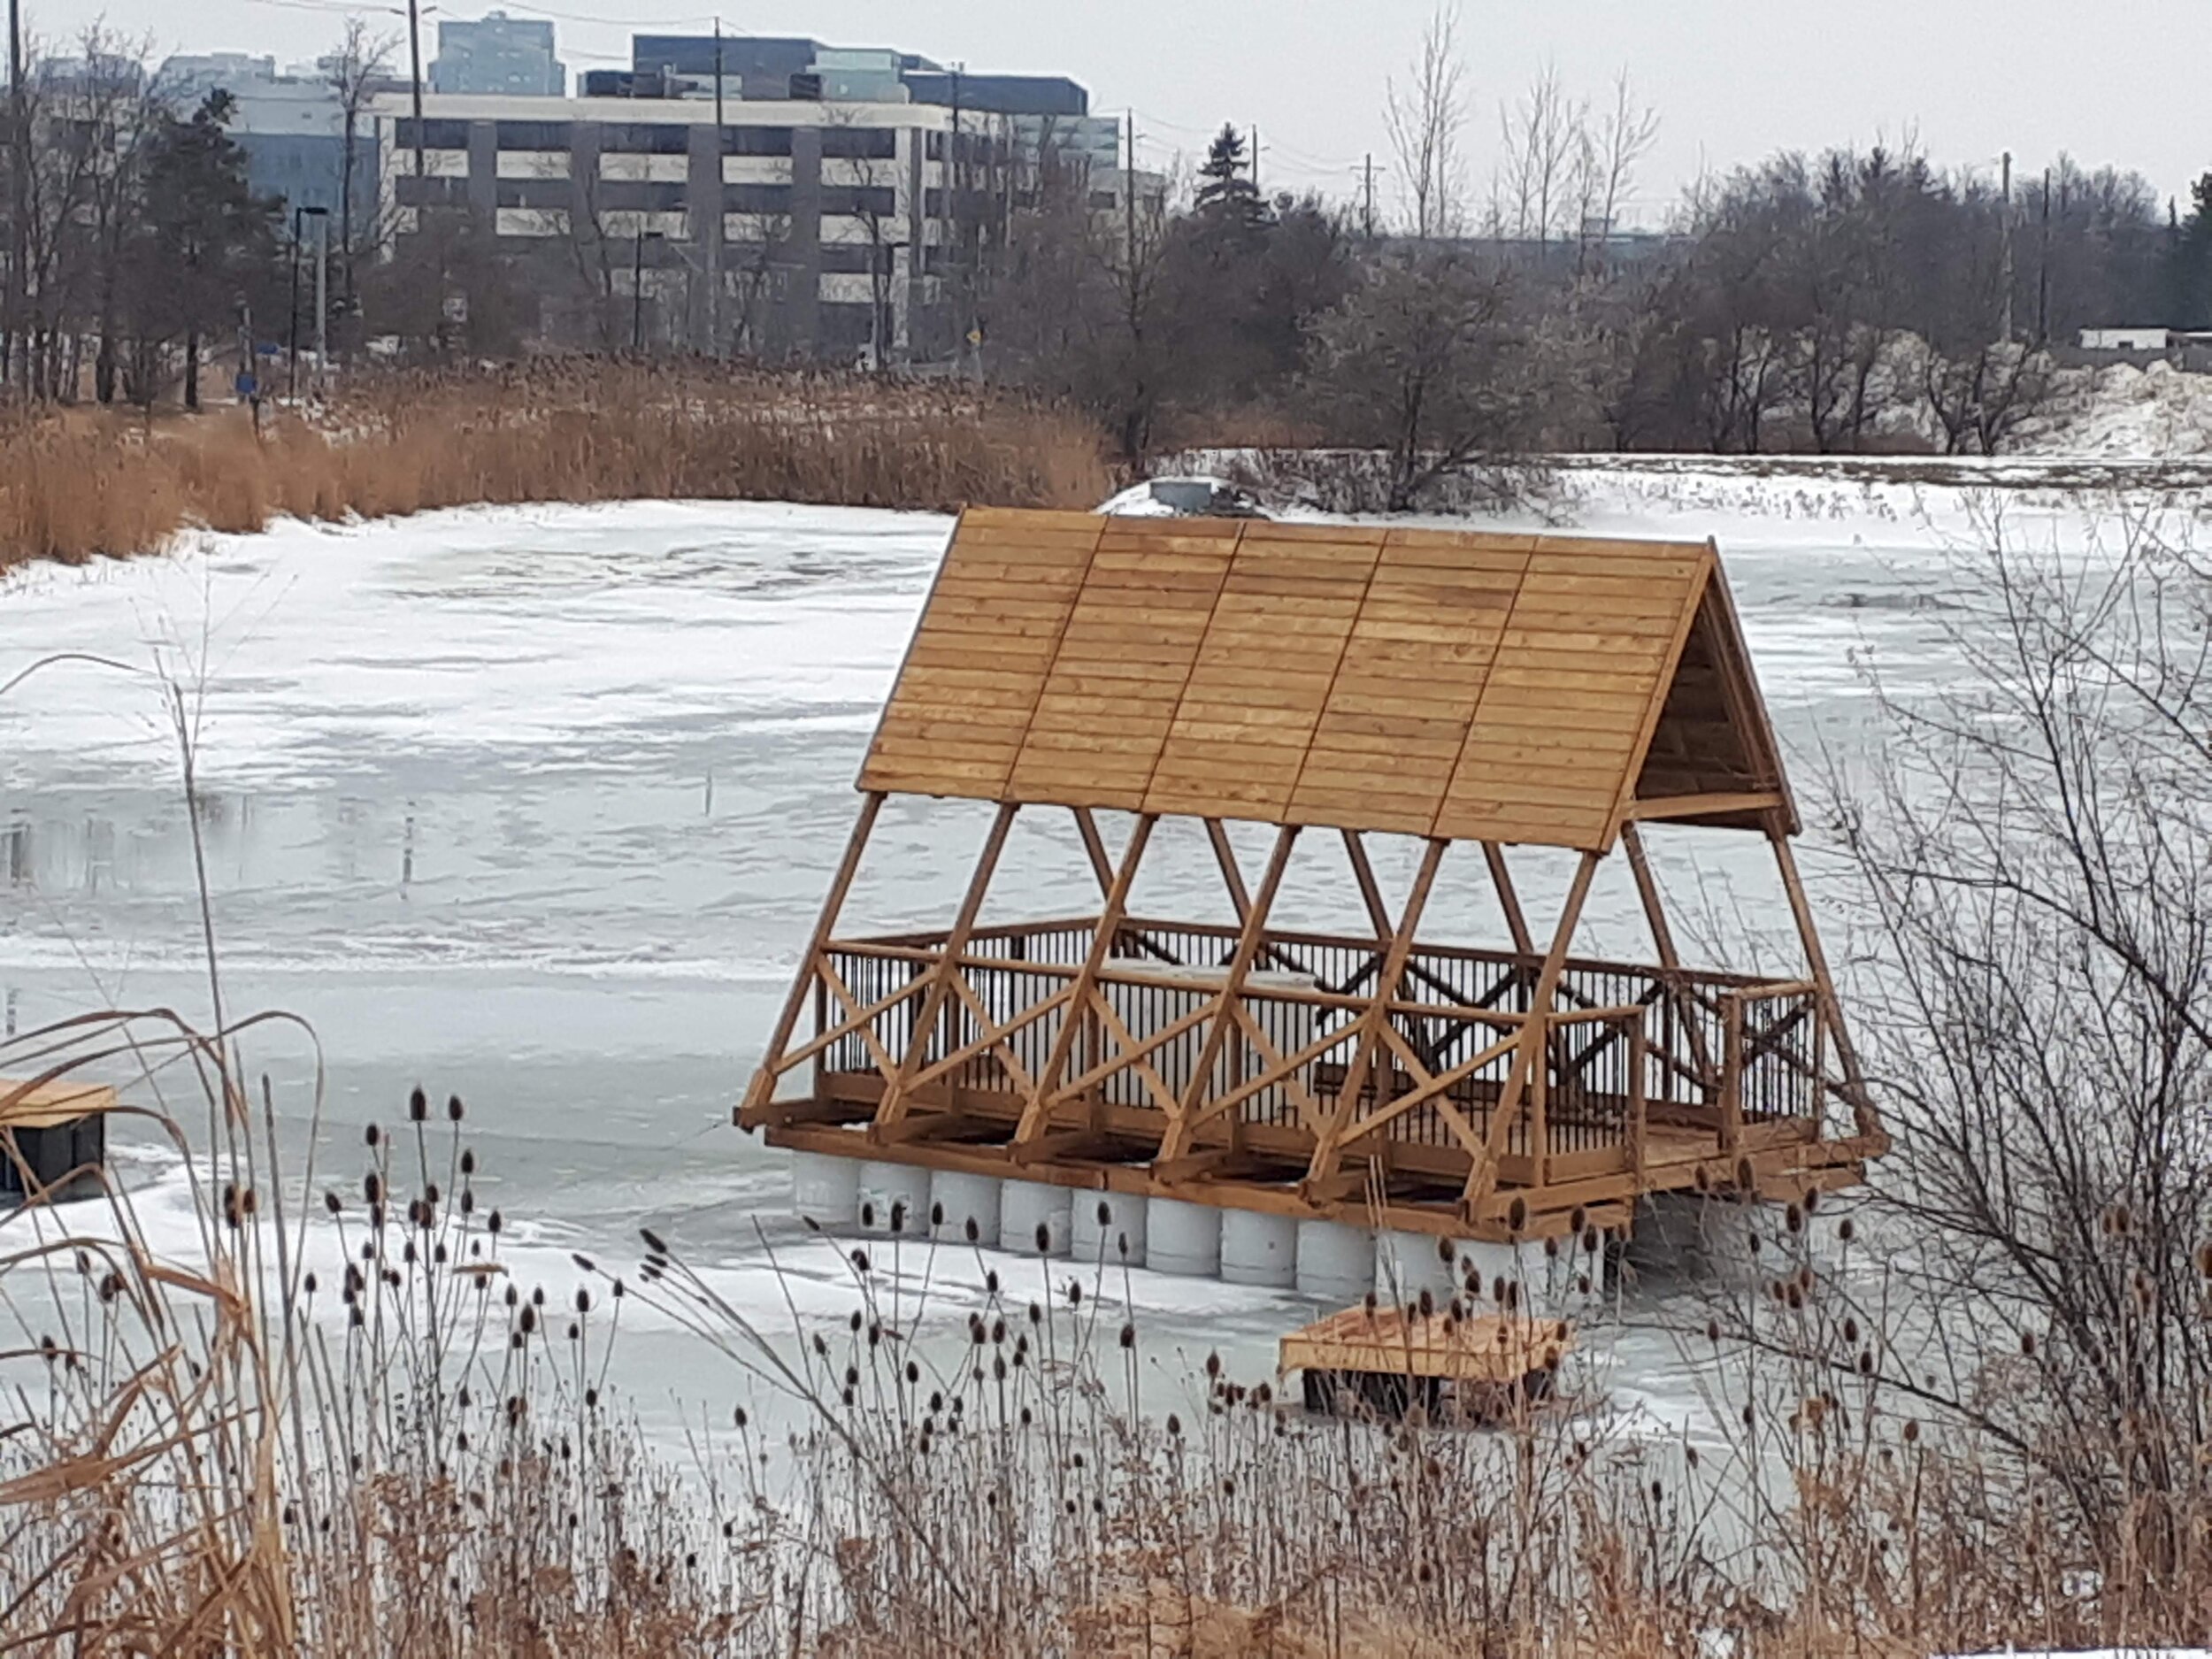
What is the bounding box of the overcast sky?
[38,0,2212,224]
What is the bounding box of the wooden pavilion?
[737,509,1885,1242]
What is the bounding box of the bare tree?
[1306,248,1528,509]
[1571,69,1658,274]
[1491,63,1586,248]
[1384,3,1467,240]
[1829,514,2212,1554]
[323,19,395,323]
[824,105,910,367]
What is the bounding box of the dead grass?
[0,363,1115,571]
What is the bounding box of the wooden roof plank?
[859,512,1788,849]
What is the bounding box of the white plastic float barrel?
[1375,1228,1462,1303]
[1218,1209,1297,1289]
[999,1180,1073,1256]
[856,1160,932,1237]
[1071,1191,1148,1268]
[1295,1218,1375,1304]
[1145,1197,1221,1278]
[930,1171,1002,1247]
[790,1151,860,1231]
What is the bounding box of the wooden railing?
[757,913,1842,1202]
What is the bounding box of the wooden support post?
[1159,826,1298,1165]
[1465,849,1599,1214]
[1621,822,1716,1088]
[1204,817,1253,920]
[1071,806,1114,896]
[1482,841,1534,957]
[1627,1018,1648,1176]
[876,803,1018,1132]
[1720,991,1745,1152]
[1766,825,1878,1138]
[1014,813,1156,1150]
[739,792,885,1123]
[1340,829,1394,941]
[1305,837,1448,1188]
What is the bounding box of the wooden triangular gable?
[857,511,1798,850]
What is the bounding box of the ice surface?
[0,473,2190,1444]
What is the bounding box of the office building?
[375,91,950,360]
[157,53,380,223]
[431,12,566,98]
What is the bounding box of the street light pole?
[288,207,304,400]
[288,206,327,400]
[632,228,663,351]
[6,0,20,392]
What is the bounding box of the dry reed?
[0,362,1115,572]
[8,1029,2210,1657]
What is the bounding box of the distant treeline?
[5,26,2210,503]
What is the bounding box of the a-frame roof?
[857,509,1796,851]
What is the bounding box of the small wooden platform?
[1281,1303,1572,1421]
[1,1078,119,1202]
[2,1078,120,1128]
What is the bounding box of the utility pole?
[1999,150,2014,344]
[634,227,647,350]
[288,205,328,398]
[406,0,426,186]
[288,210,304,400]
[7,0,22,392]
[708,18,723,356]
[2038,166,2052,346]
[1251,127,1260,196]
[947,63,961,371]
[1362,153,1377,241]
[1124,109,1136,278]
[315,211,329,375]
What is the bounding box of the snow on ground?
[2026,359,2212,457]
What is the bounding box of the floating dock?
[1281,1303,1573,1420]
[2,1078,118,1203]
[739,509,1886,1291]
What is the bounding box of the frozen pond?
[0,469,2190,1442]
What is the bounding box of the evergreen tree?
[2167,173,2212,328]
[1194,125,1271,237]
[121,90,280,409]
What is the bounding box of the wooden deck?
[748,913,1876,1242]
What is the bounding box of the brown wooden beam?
[1014,814,1157,1150]
[1482,841,1534,956]
[739,792,884,1125]
[1624,790,1786,822]
[1768,826,1878,1139]
[1621,821,1717,1088]
[1304,836,1449,1189]
[1340,829,1394,940]
[875,802,1018,1132]
[1158,826,1299,1166]
[1071,807,1114,895]
[1465,849,1600,1215]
